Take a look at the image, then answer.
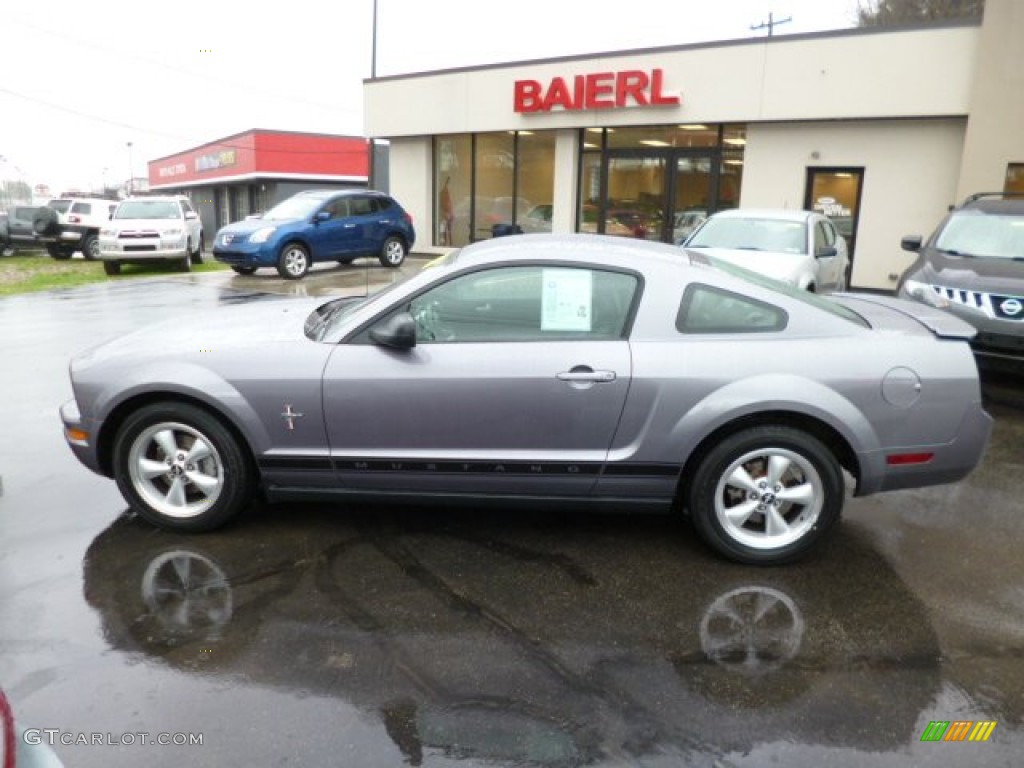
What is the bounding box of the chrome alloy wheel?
[714,447,823,550]
[383,239,405,265]
[282,245,309,277]
[127,421,225,519]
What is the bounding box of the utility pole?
[751,11,792,37]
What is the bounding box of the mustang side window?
[677,283,787,333]
[405,265,638,343]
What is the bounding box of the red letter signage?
[514,68,679,113]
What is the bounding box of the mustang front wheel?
[113,403,255,532]
[688,426,843,565]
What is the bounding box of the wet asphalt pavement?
[1,260,1023,767]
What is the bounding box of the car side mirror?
[814,245,838,259]
[369,312,417,350]
[185,211,198,220]
[901,235,923,253]
[314,211,331,223]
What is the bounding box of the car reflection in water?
[83,507,941,764]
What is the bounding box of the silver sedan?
[61,234,991,564]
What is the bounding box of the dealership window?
[433,131,556,247]
[579,124,745,243]
[1006,164,1024,195]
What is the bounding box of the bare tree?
[856,0,984,26]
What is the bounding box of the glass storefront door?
[805,167,864,273]
[601,150,716,243]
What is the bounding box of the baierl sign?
[514,68,680,113]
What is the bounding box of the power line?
[6,13,362,115]
[0,85,367,158]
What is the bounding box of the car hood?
[913,253,1024,294]
[218,217,302,236]
[71,297,324,371]
[109,217,186,230]
[688,247,808,285]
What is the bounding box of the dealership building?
[147,129,376,245]
[364,0,1023,290]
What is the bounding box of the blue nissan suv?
[213,189,415,279]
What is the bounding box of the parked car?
[898,191,1024,363]
[683,208,850,292]
[98,196,204,275]
[45,196,119,260]
[213,189,415,278]
[0,206,52,255]
[60,234,991,565]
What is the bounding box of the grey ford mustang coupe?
[61,234,992,564]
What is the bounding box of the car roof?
[295,188,384,200]
[709,208,815,223]
[447,233,696,270]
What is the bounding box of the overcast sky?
[0,0,859,194]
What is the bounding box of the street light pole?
[126,141,134,196]
[367,0,378,190]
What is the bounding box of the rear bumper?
[857,401,993,495]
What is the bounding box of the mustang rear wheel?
[113,403,255,532]
[688,426,843,565]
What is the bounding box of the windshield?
[262,196,325,221]
[934,210,1024,259]
[692,252,869,327]
[115,200,181,220]
[47,199,72,214]
[304,279,413,342]
[687,217,807,254]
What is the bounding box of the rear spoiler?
[832,293,977,340]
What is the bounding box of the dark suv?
[898,192,1024,363]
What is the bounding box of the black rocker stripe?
[261,456,678,478]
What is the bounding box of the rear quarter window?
[677,283,788,334]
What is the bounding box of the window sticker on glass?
[541,268,592,332]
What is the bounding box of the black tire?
[103,261,121,275]
[81,233,100,261]
[687,425,844,566]
[231,265,258,275]
[32,206,60,236]
[190,235,205,265]
[378,236,407,268]
[177,255,192,272]
[276,242,310,279]
[112,402,255,532]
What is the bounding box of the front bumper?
[899,282,1024,359]
[99,240,189,260]
[213,241,275,267]
[60,398,104,475]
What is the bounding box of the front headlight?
[100,228,117,237]
[903,279,950,308]
[161,228,183,238]
[250,227,277,244]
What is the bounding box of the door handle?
[556,370,616,383]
